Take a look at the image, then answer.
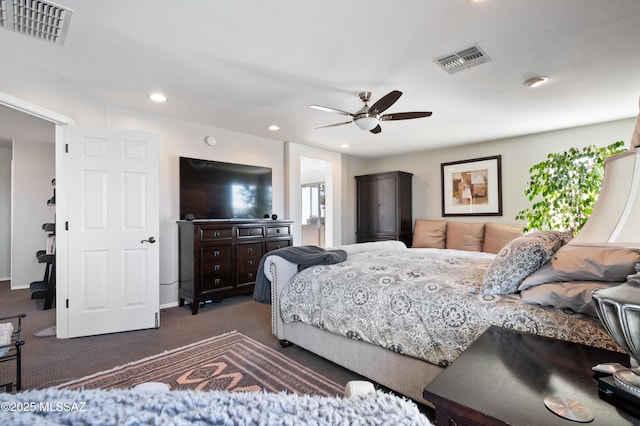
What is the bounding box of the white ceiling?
[1,0,639,158]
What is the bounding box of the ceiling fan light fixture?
[354,114,379,131]
[311,89,432,133]
[524,76,549,88]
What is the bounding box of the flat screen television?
[179,157,272,220]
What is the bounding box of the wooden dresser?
[177,219,293,314]
[355,171,413,246]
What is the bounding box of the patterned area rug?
[57,330,344,396]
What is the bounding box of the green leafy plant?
[516,141,626,234]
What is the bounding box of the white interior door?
[65,125,159,338]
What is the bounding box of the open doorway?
[300,157,329,247]
[301,182,325,246]
[0,104,56,290]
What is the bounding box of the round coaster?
[544,396,594,423]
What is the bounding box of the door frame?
[0,90,75,337]
[285,142,342,247]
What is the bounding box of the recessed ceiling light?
[148,92,167,102]
[523,76,549,88]
[341,144,350,149]
[267,124,280,131]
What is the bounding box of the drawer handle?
[274,245,281,250]
[214,278,221,285]
[248,230,252,235]
[276,229,281,233]
[247,248,253,253]
[214,264,220,271]
[248,273,253,279]
[248,260,253,266]
[213,250,220,257]
[213,231,220,237]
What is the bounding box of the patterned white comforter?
[280,247,619,366]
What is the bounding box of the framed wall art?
[441,155,502,216]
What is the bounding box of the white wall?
[0,146,11,279]
[343,118,636,234]
[11,141,55,289]
[105,105,286,307]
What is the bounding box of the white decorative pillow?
[481,230,571,295]
[519,245,640,290]
[520,281,619,317]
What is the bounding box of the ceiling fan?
[310,90,432,134]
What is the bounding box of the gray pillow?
[520,281,619,317]
[519,245,640,290]
[481,230,571,295]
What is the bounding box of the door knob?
[141,236,156,244]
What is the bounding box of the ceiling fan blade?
[369,90,402,114]
[370,124,382,134]
[316,120,353,129]
[381,111,432,121]
[309,105,353,116]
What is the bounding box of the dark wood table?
[423,326,640,425]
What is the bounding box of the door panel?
[83,250,108,311]
[66,125,159,338]
[376,176,397,233]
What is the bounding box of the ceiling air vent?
[435,44,491,74]
[0,0,73,45]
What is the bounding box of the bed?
[264,234,634,403]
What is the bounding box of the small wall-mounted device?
[205,136,217,146]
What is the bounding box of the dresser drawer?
[200,260,232,275]
[199,246,232,262]
[236,270,258,284]
[236,256,261,273]
[237,226,264,238]
[267,226,290,237]
[236,242,263,258]
[200,273,233,293]
[266,240,291,252]
[198,226,233,241]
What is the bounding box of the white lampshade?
[354,115,379,131]
[571,148,640,248]
[584,107,640,401]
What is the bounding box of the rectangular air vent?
[0,0,72,45]
[435,44,491,74]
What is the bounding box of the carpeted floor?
[0,280,436,421]
[0,281,363,391]
[58,330,344,396]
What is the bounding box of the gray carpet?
[0,281,362,391]
[0,280,435,422]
